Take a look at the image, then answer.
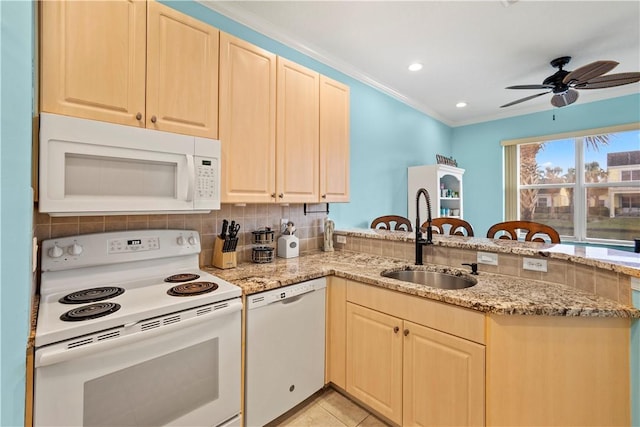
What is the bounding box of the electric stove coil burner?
[167,282,219,297]
[59,302,121,322]
[164,273,201,283]
[59,287,125,304]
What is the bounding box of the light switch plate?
[523,257,547,272]
[477,251,498,265]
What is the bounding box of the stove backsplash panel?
[34,204,327,268]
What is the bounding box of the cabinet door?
[40,0,146,126]
[346,303,402,425]
[403,320,485,427]
[319,76,350,202]
[325,277,347,388]
[219,33,276,203]
[276,58,319,203]
[146,1,219,138]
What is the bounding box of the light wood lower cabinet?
[346,302,403,424]
[344,281,485,426]
[403,320,484,427]
[345,302,485,426]
[326,279,631,427]
[486,314,630,426]
[325,277,347,389]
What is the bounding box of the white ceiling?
[201,0,640,127]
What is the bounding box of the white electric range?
[34,229,242,427]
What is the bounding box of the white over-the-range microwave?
[39,113,221,216]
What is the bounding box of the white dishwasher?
[245,278,326,427]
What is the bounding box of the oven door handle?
[35,299,242,368]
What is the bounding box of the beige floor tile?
[356,414,390,427]
[274,403,346,427]
[317,389,369,427]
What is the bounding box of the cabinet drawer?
[346,280,485,344]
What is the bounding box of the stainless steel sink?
[381,270,476,290]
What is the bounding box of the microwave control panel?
[195,156,218,201]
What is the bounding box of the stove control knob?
[177,236,186,246]
[68,243,83,256]
[48,244,64,258]
[188,235,196,245]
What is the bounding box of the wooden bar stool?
[486,220,560,243]
[423,217,474,237]
[371,215,413,232]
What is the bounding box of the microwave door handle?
[186,154,195,202]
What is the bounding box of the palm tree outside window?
[502,123,640,246]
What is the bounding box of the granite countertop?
[336,228,640,277]
[205,250,640,318]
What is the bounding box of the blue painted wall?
[451,94,640,237]
[0,1,34,426]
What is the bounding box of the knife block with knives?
[212,219,239,269]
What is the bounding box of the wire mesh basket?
[251,246,274,263]
[251,228,274,245]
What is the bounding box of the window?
[503,123,640,245]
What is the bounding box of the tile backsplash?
[34,203,328,267]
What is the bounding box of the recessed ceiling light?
[456,102,467,108]
[408,63,423,72]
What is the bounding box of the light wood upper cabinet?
[320,76,350,202]
[40,0,146,127]
[276,58,320,203]
[41,0,219,138]
[219,32,277,204]
[146,1,218,137]
[219,34,349,204]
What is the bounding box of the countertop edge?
[206,251,640,319]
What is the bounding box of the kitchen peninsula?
[209,229,638,427]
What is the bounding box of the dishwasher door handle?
[278,290,315,305]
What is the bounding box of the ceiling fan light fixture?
[502,56,638,109]
[551,89,579,107]
[408,63,423,72]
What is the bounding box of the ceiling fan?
[500,56,640,108]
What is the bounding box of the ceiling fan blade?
[500,91,551,108]
[506,84,554,90]
[575,72,640,89]
[551,89,579,107]
[563,60,618,85]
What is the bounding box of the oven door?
[34,299,241,427]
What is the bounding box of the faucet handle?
[462,263,478,275]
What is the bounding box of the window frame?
[502,122,640,246]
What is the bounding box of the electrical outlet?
[280,218,289,233]
[336,235,347,244]
[523,257,547,272]
[476,251,498,266]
